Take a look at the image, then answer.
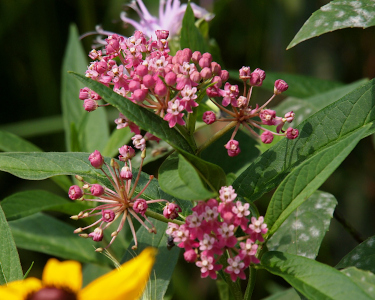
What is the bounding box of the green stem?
[196,121,237,155]
[244,267,257,300]
[145,210,184,226]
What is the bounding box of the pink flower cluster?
[203,67,299,156]
[166,186,268,282]
[80,29,229,129]
[69,140,181,251]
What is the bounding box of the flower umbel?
[70,146,180,250]
[0,248,156,300]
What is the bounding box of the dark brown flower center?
[27,287,77,300]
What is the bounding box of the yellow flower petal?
[79,247,157,300]
[42,258,82,293]
[0,277,42,300]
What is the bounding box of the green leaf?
[180,2,208,53]
[267,191,337,259]
[0,130,41,152]
[0,204,23,284]
[9,213,108,265]
[1,190,88,221]
[261,251,372,300]
[61,24,88,151]
[288,0,375,49]
[341,267,375,298]
[159,153,217,200]
[101,127,133,158]
[228,70,343,98]
[122,219,180,300]
[261,288,300,300]
[233,79,375,202]
[336,235,375,273]
[265,123,367,237]
[275,79,369,127]
[69,72,194,153]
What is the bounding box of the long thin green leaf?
[261,251,372,300]
[265,124,368,237]
[288,0,375,49]
[233,79,375,202]
[341,267,375,298]
[267,191,337,258]
[0,130,41,152]
[0,204,23,284]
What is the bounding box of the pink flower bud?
[225,140,241,157]
[184,249,198,262]
[119,145,135,161]
[90,184,104,196]
[199,57,211,68]
[165,72,177,86]
[259,109,276,125]
[143,77,156,91]
[200,67,212,80]
[180,48,192,63]
[206,87,219,97]
[120,166,133,180]
[202,111,216,124]
[90,90,101,100]
[136,64,148,77]
[274,79,289,95]
[79,87,90,100]
[163,203,182,220]
[133,89,147,101]
[88,150,104,168]
[154,81,167,96]
[89,228,103,242]
[286,127,299,139]
[89,49,101,60]
[102,210,115,222]
[192,51,202,64]
[190,71,201,83]
[212,76,222,89]
[155,30,169,40]
[69,185,83,200]
[284,111,295,123]
[96,60,107,74]
[133,199,148,216]
[202,52,213,63]
[129,80,141,92]
[220,70,230,82]
[83,99,98,112]
[239,66,251,79]
[261,131,274,144]
[250,68,266,86]
[211,62,221,75]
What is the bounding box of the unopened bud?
[95,247,104,252]
[131,245,138,250]
[79,233,89,238]
[70,215,79,220]
[111,231,118,237]
[74,228,83,234]
[75,175,83,181]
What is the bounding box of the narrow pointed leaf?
[233,79,375,202]
[69,72,194,153]
[261,251,372,300]
[159,153,216,200]
[0,130,41,152]
[265,124,368,237]
[9,213,109,265]
[288,0,375,49]
[261,288,300,300]
[180,2,208,53]
[1,190,88,221]
[336,235,375,273]
[0,204,22,284]
[267,191,337,259]
[101,127,133,158]
[122,219,180,300]
[341,267,375,298]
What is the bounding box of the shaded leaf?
[261,288,300,300]
[261,251,372,300]
[159,153,216,200]
[341,267,375,298]
[0,130,41,152]
[288,0,375,49]
[267,191,337,259]
[122,219,180,300]
[180,2,208,53]
[0,204,23,284]
[9,213,109,265]
[101,127,133,158]
[265,124,367,237]
[233,79,375,202]
[336,235,375,274]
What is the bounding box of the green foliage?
[288,0,375,49]
[0,204,23,284]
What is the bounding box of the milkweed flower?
[70,147,180,250]
[0,248,156,300]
